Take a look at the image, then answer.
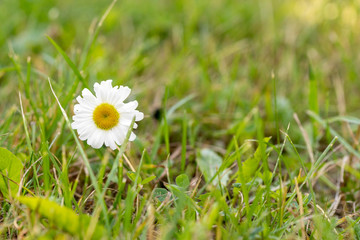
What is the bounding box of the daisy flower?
[71,80,144,150]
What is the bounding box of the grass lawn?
[1,0,360,239]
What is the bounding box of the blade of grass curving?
[46,35,87,88]
[225,107,257,158]
[270,123,290,183]
[134,149,146,188]
[60,147,72,208]
[79,0,117,69]
[166,94,195,118]
[234,136,249,214]
[308,111,360,159]
[0,66,16,73]
[246,186,265,229]
[45,35,88,140]
[11,54,39,121]
[23,57,41,120]
[113,158,124,209]
[268,123,289,228]
[40,140,50,192]
[284,137,337,210]
[101,117,135,198]
[132,196,148,239]
[19,93,33,153]
[9,53,24,83]
[309,63,319,140]
[327,115,360,125]
[48,78,110,232]
[97,153,109,189]
[281,131,308,175]
[123,151,145,235]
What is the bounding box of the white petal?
[90,130,105,149]
[71,122,78,130]
[119,117,133,125]
[117,86,131,102]
[118,125,135,141]
[113,125,127,144]
[94,81,111,102]
[109,129,122,146]
[86,133,98,148]
[72,80,142,149]
[119,101,138,111]
[119,111,144,122]
[76,88,98,108]
[74,104,93,114]
[78,124,97,138]
[72,120,93,130]
[104,133,117,150]
[134,111,144,121]
[129,132,136,141]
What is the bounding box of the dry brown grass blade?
[294,177,306,239]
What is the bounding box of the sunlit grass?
[1,0,360,239]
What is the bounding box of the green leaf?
[127,171,142,183]
[196,148,229,185]
[242,156,260,182]
[258,171,272,184]
[18,196,106,239]
[0,148,23,197]
[232,182,252,188]
[313,215,338,240]
[241,137,270,183]
[166,184,196,209]
[153,188,168,202]
[141,175,156,185]
[232,183,242,188]
[176,174,190,189]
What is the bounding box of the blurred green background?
[1,1,360,238]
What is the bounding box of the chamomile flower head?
[71,80,144,150]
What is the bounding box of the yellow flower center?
[93,103,120,130]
